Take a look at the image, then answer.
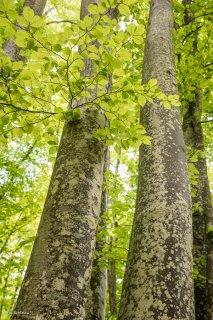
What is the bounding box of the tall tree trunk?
[182,1,206,319]
[182,1,213,319]
[183,92,213,320]
[118,1,195,319]
[85,150,109,320]
[183,93,207,320]
[12,1,107,319]
[108,248,117,317]
[108,156,120,317]
[23,0,47,16]
[205,176,213,320]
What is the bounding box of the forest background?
[0,0,212,319]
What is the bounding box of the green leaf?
[172,100,181,107]
[84,16,93,27]
[88,4,99,14]
[162,101,171,109]
[62,47,71,56]
[12,61,23,70]
[142,135,152,145]
[121,140,129,150]
[17,16,29,27]
[49,146,57,154]
[148,79,157,87]
[23,6,34,22]
[30,16,44,28]
[124,0,137,4]
[0,0,15,12]
[95,128,107,139]
[207,225,213,234]
[15,30,29,47]
[118,4,130,15]
[53,44,62,52]
[20,70,32,80]
[138,95,146,106]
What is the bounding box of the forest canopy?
[0,0,212,319]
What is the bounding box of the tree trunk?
[108,156,120,317]
[23,0,47,16]
[108,251,117,317]
[12,1,107,319]
[118,1,195,319]
[85,150,109,320]
[183,94,207,320]
[181,1,213,319]
[183,93,213,320]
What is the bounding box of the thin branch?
[43,7,54,16]
[0,102,56,115]
[199,119,213,124]
[203,62,213,68]
[46,20,77,25]
[4,114,52,133]
[182,24,203,44]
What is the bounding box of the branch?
[46,20,77,25]
[194,11,213,20]
[4,114,52,134]
[203,62,213,68]
[199,119,213,124]
[0,102,56,115]
[43,7,54,16]
[182,24,203,44]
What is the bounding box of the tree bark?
[183,92,213,320]
[118,1,195,319]
[12,1,107,319]
[183,95,213,320]
[23,0,47,16]
[183,94,208,320]
[182,1,213,319]
[85,150,109,320]
[182,2,206,318]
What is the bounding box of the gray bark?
[182,1,213,318]
[182,2,206,318]
[118,0,195,319]
[183,94,213,320]
[11,1,107,319]
[183,94,207,320]
[183,93,213,320]
[3,0,47,61]
[85,151,109,320]
[23,0,47,16]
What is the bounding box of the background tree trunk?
[108,156,120,317]
[12,1,107,319]
[23,0,47,16]
[85,150,109,320]
[118,0,195,319]
[182,1,213,318]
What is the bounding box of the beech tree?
[0,0,212,319]
[179,0,213,318]
[85,150,109,320]
[118,0,195,319]
[11,0,108,318]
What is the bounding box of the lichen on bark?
[11,0,108,319]
[118,1,195,319]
